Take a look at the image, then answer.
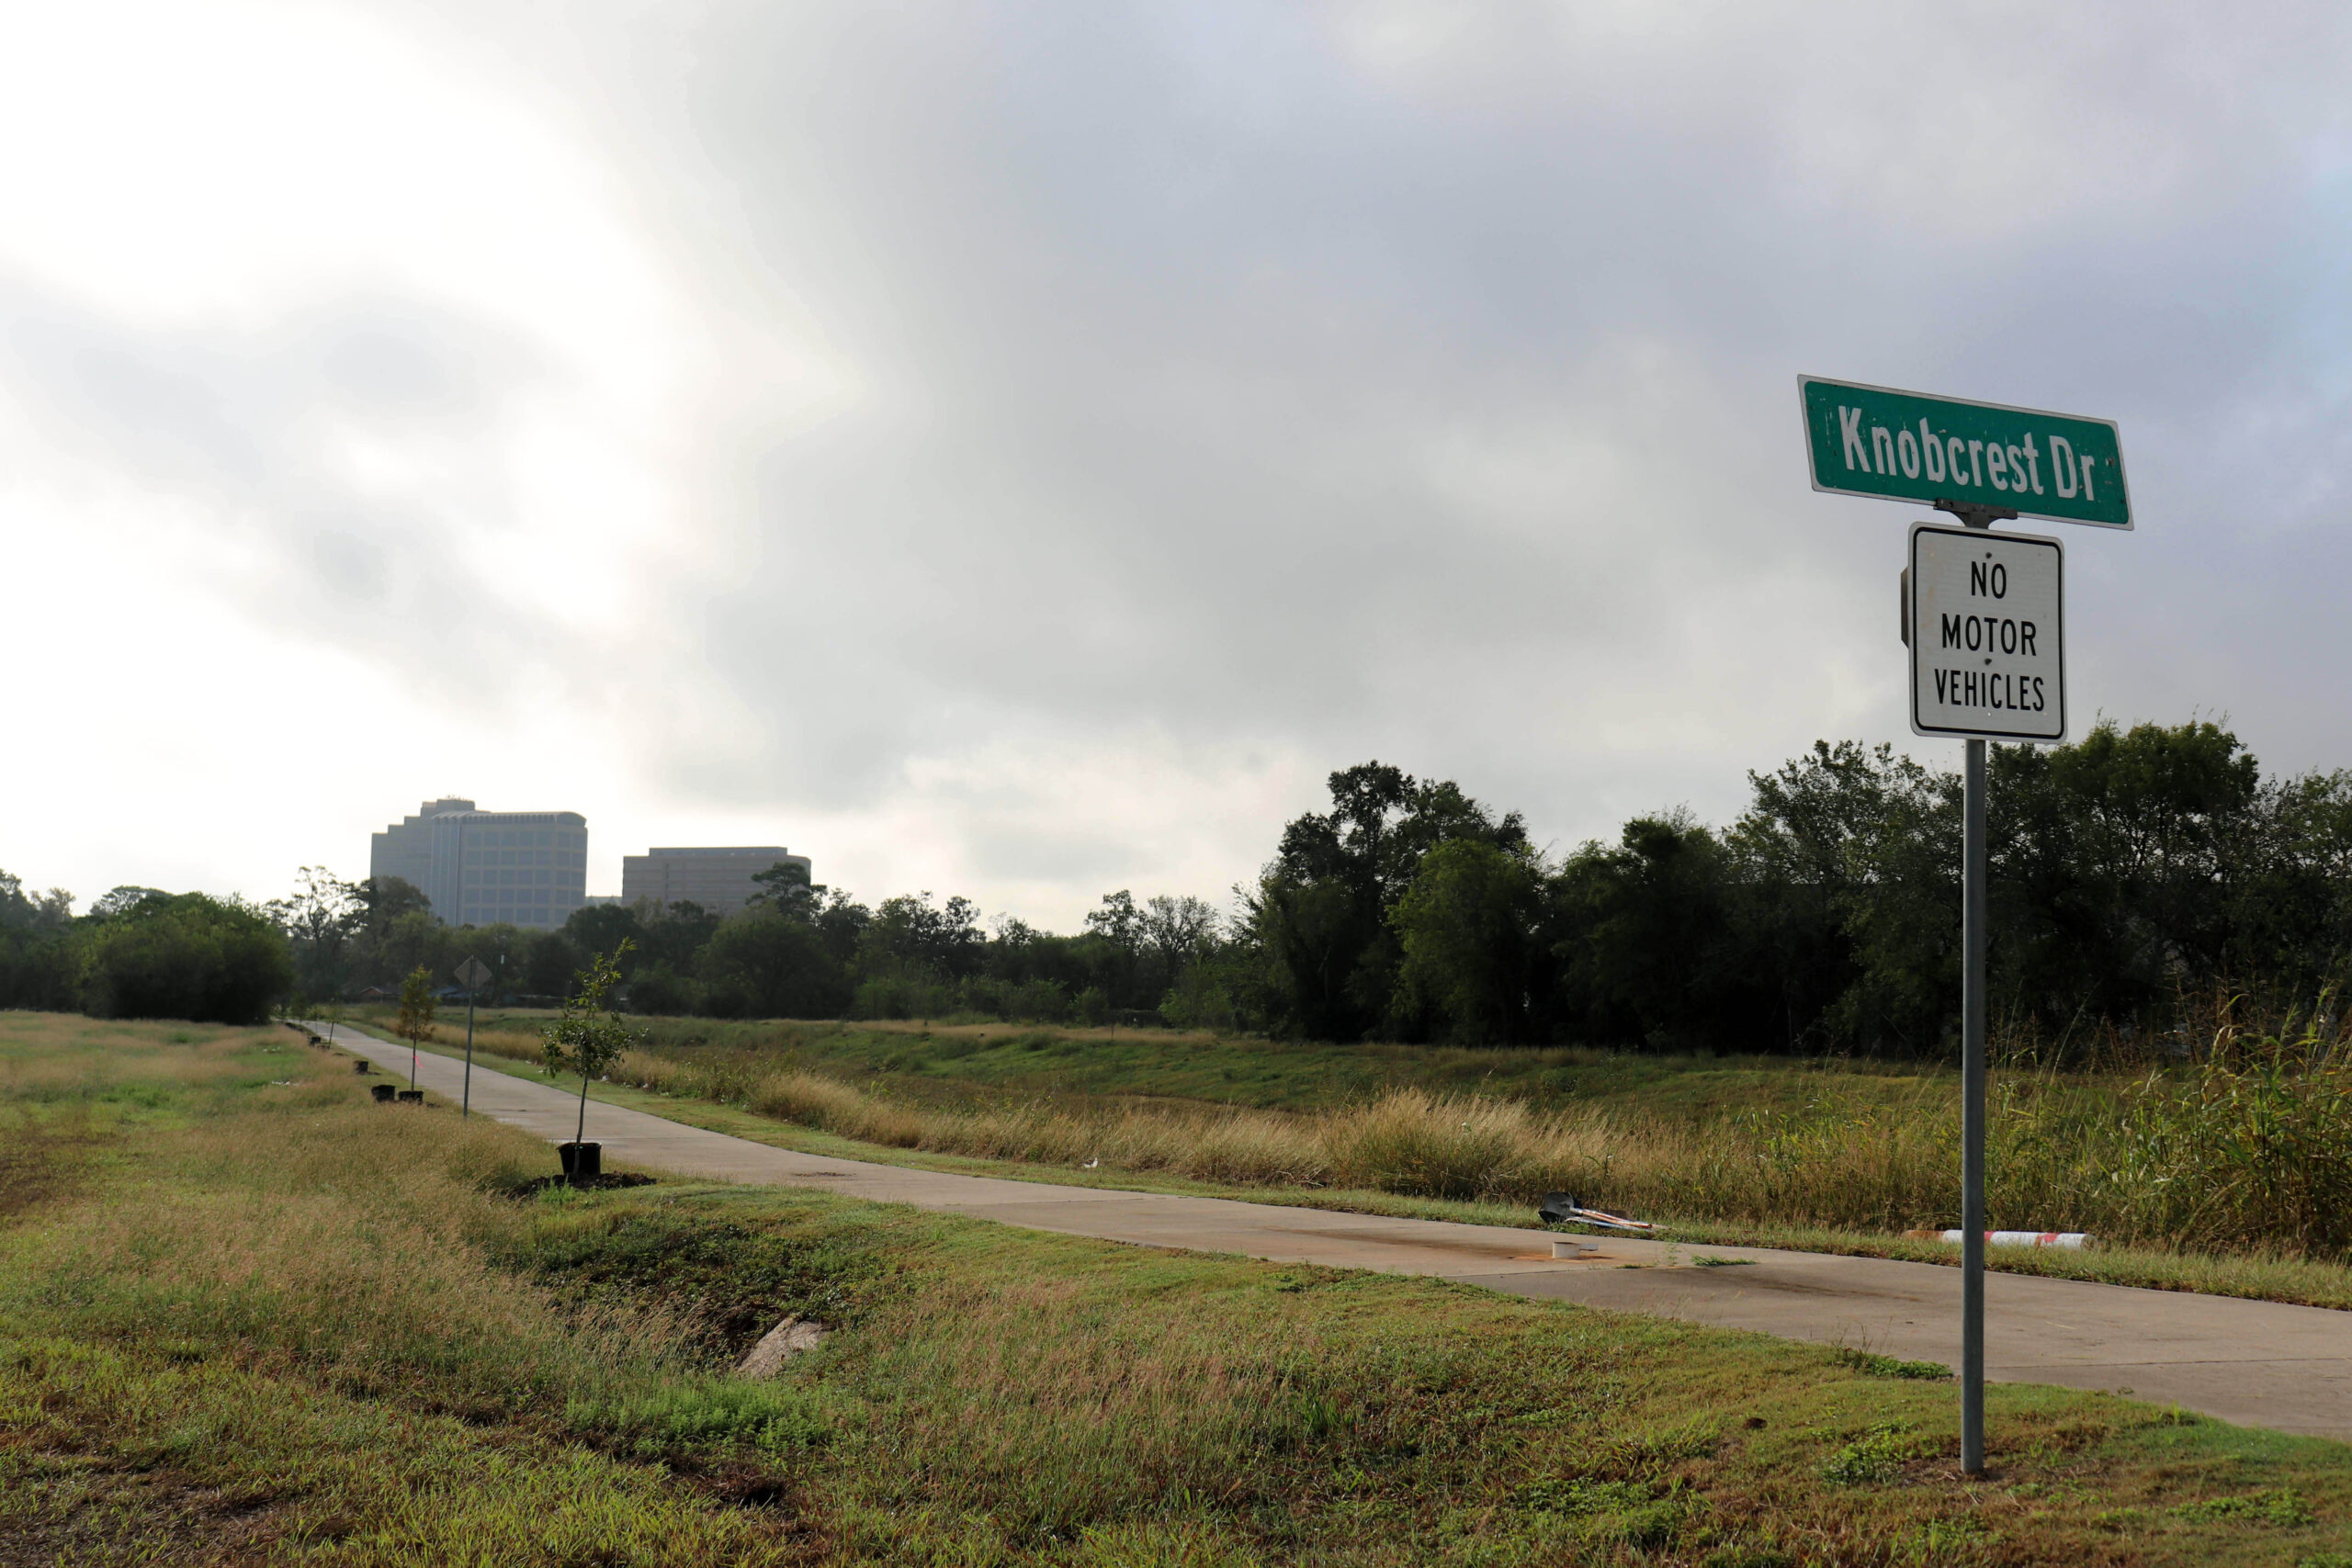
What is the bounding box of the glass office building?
[370,799,589,931]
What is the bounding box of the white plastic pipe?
[1935,1230,2089,1248]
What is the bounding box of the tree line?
[1216,720,2352,1055]
[7,717,2349,1051]
[0,878,291,1025]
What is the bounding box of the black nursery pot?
[397,1089,424,1104]
[370,1083,396,1103]
[559,1142,603,1179]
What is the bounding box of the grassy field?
[349,1007,2352,1305]
[359,1009,1947,1120]
[13,1012,2352,1564]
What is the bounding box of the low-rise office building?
[620,846,810,917]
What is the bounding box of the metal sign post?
[1909,515,2067,1472]
[1961,731,1987,1472]
[1804,376,2120,1479]
[456,956,493,1118]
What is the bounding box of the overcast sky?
[6,2,2351,929]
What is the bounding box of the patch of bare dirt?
[0,1452,297,1567]
[0,1110,100,1222]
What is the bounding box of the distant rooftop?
[643,846,790,858]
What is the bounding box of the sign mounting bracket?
[1933,499,2019,531]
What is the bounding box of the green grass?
[358,1005,1948,1120]
[14,1012,2352,1562]
[345,1014,2352,1314]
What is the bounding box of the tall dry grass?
[14,1089,702,1421]
[627,1047,2352,1256]
[22,1018,2348,1562]
[388,996,2352,1257]
[627,1043,1957,1224]
[0,1015,837,1564]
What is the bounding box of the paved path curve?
[324,1026,2352,1441]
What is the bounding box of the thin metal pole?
[1962,734,1988,1475]
[462,988,477,1118]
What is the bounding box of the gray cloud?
[21,1,2352,919]
[0,281,605,711]
[585,3,2352,833]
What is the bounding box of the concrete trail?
[323,1026,2352,1442]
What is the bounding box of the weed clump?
[1830,1348,1951,1381]
[567,1378,833,1457]
[1818,1425,1926,1485]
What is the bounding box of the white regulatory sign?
[1907,523,2064,744]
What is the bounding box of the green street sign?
[1799,375,2131,529]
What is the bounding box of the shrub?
[76,893,293,1024]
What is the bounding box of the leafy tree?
[1819,756,1961,1054]
[519,930,581,998]
[2234,768,2352,995]
[860,892,985,982]
[0,869,29,930]
[90,886,165,919]
[1992,720,2260,1028]
[541,942,643,1148]
[1390,839,1546,1043]
[627,961,696,1014]
[1252,762,1529,1039]
[356,876,432,937]
[1555,814,1758,1050]
[377,909,444,987]
[702,913,849,1018]
[748,860,823,919]
[637,900,720,974]
[77,893,293,1024]
[1085,890,1146,950]
[0,869,76,1011]
[394,965,436,1089]
[565,901,644,960]
[811,890,873,965]
[48,716,2352,1055]
[1247,874,1368,1041]
[1725,740,1900,1050]
[1142,895,1221,969]
[268,866,363,1002]
[0,869,72,932]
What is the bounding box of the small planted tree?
[541,942,642,1168]
[394,965,436,1091]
